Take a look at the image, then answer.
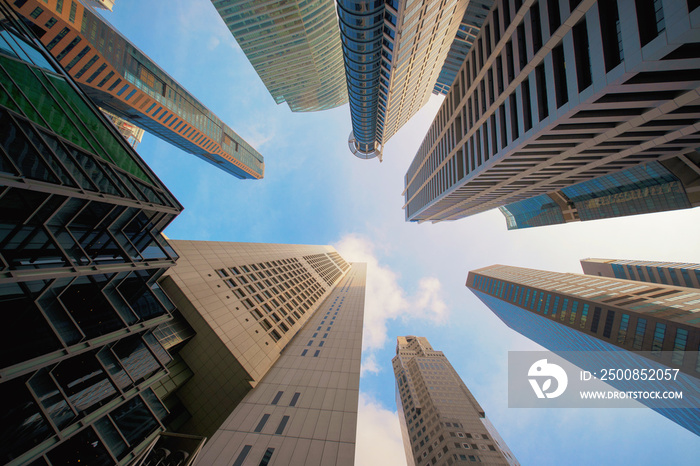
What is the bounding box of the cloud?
[361,353,381,376]
[355,393,407,466]
[334,234,449,353]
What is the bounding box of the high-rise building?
[193,262,366,465]
[0,2,185,463]
[433,0,495,96]
[150,239,354,440]
[337,0,471,160]
[466,264,700,434]
[580,258,700,289]
[11,0,264,180]
[404,0,700,225]
[393,336,518,466]
[212,0,348,113]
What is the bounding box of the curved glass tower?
[337,0,385,159]
[338,0,469,161]
[213,0,348,113]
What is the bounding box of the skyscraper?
[212,0,348,113]
[337,0,471,160]
[194,262,366,465]
[0,2,184,463]
[466,264,700,434]
[393,336,518,466]
[11,0,264,179]
[404,0,700,225]
[580,258,700,289]
[150,239,354,440]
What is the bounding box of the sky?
[105,1,700,464]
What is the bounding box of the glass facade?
[337,0,387,158]
[499,194,565,230]
[13,0,264,179]
[213,0,348,113]
[500,162,692,229]
[433,0,494,95]
[0,4,182,463]
[471,289,700,436]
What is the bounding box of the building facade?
[212,0,348,113]
[151,240,353,440]
[393,336,518,466]
[11,0,264,179]
[337,0,470,160]
[466,264,700,434]
[404,0,700,225]
[433,0,495,95]
[581,258,700,288]
[193,262,366,465]
[0,2,185,463]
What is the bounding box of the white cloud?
[361,353,381,376]
[355,393,407,466]
[334,234,449,353]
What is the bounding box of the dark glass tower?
[0,3,184,463]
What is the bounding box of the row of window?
[472,274,696,369]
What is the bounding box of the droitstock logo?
[528,359,568,399]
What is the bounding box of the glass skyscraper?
[0,2,184,463]
[404,0,700,226]
[12,0,264,180]
[466,264,700,435]
[212,0,348,113]
[338,0,471,160]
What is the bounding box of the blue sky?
[106,1,700,464]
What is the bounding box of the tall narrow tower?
[393,336,518,466]
[337,0,471,160]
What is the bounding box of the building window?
[651,323,666,355]
[254,414,270,433]
[617,314,630,345]
[671,329,688,364]
[232,446,252,466]
[259,448,274,466]
[275,416,290,435]
[633,318,647,350]
[572,19,592,92]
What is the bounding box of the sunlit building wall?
[195,262,366,465]
[393,336,518,466]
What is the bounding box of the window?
[232,446,252,466]
[275,416,290,435]
[633,318,647,350]
[289,392,300,407]
[259,448,274,466]
[672,329,688,364]
[254,414,270,433]
[30,7,43,19]
[271,391,283,405]
[651,323,666,355]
